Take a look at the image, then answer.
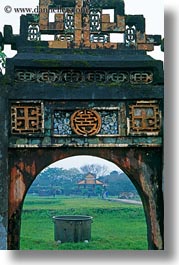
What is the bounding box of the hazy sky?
[49,155,122,173]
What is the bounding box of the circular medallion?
[71,109,101,136]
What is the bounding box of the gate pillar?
[0,84,8,249]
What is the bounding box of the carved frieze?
[10,102,161,137]
[53,108,120,136]
[15,69,153,85]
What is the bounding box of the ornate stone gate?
[0,0,164,250]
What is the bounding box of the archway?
[20,155,147,250]
[8,147,163,250]
[20,156,147,250]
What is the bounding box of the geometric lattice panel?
[129,102,161,135]
[11,102,44,134]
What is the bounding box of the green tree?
[100,171,136,196]
[29,167,83,195]
[0,47,6,72]
[80,164,108,177]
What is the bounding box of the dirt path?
[107,198,142,205]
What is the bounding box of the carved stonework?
[130,72,153,84]
[28,23,41,41]
[129,102,161,135]
[11,103,44,134]
[15,69,153,85]
[53,109,120,136]
[125,25,136,46]
[71,109,101,136]
[37,0,161,50]
[90,8,101,32]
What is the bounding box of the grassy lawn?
[20,196,148,250]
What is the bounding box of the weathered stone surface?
[0,85,8,250]
[7,147,163,250]
[0,0,164,251]
[0,216,7,250]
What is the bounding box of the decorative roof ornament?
[0,0,162,52]
[38,0,161,50]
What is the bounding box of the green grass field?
[20,196,148,250]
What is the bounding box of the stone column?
[0,80,8,250]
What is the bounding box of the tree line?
[28,164,137,197]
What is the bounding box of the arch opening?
[8,147,163,250]
[20,155,148,250]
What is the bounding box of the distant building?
[77,173,104,190]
